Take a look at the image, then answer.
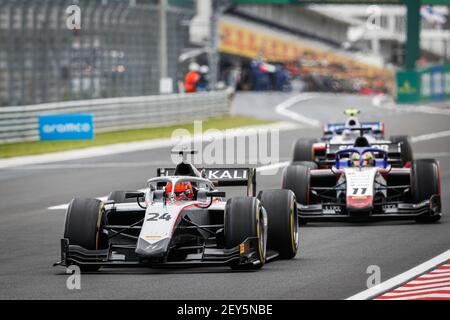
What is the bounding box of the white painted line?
[0,121,300,169]
[416,152,450,158]
[47,161,291,210]
[346,249,450,300]
[256,161,289,172]
[408,277,450,285]
[391,281,450,291]
[371,95,450,116]
[377,293,450,300]
[420,272,450,278]
[383,286,450,295]
[48,196,108,210]
[274,94,321,127]
[411,130,450,143]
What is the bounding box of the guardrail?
[0,90,232,144]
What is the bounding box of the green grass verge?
[0,116,273,159]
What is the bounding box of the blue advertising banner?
[38,114,94,141]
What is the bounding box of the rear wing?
[327,142,400,154]
[323,143,404,166]
[156,167,257,196]
[324,122,384,134]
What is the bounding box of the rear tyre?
[107,190,143,203]
[258,189,299,259]
[282,164,310,225]
[291,161,318,170]
[391,135,413,166]
[64,198,109,272]
[292,138,317,162]
[411,159,441,223]
[225,197,266,270]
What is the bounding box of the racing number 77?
[352,188,367,196]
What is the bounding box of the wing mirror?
[125,191,145,199]
[206,191,226,198]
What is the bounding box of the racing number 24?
[147,212,171,221]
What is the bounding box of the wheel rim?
[290,198,299,253]
[256,204,266,264]
[95,205,105,250]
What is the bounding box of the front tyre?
[282,164,310,225]
[411,159,441,223]
[258,189,299,259]
[224,197,266,270]
[64,198,109,272]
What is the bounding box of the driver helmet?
[165,182,194,200]
[351,152,360,167]
[362,152,374,167]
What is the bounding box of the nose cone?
[347,196,373,211]
[135,237,170,258]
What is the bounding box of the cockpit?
[147,176,217,202]
[335,148,389,170]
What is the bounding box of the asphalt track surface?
[0,92,449,300]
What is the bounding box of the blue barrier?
[38,114,94,141]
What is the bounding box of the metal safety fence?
[0,90,232,144]
[0,0,193,107]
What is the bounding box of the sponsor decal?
[323,205,342,214]
[159,168,249,181]
[382,204,397,213]
[38,114,94,141]
[206,169,248,180]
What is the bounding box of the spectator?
[196,65,210,91]
[184,62,200,93]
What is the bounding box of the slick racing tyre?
[282,164,310,225]
[411,159,441,223]
[292,138,317,162]
[390,135,413,166]
[224,197,266,270]
[258,189,299,259]
[107,190,144,203]
[291,161,318,170]
[64,198,109,272]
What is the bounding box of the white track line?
[274,94,321,127]
[347,249,450,300]
[377,293,450,300]
[372,95,450,116]
[415,152,450,158]
[381,287,450,296]
[0,121,300,169]
[388,281,450,291]
[373,95,450,144]
[411,130,450,143]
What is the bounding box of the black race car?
[55,151,299,271]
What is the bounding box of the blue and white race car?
[291,109,413,168]
[283,147,441,223]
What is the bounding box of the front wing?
[297,195,441,222]
[54,237,275,269]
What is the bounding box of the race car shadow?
[54,267,268,275]
[301,220,421,228]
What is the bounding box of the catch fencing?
[0,0,193,107]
